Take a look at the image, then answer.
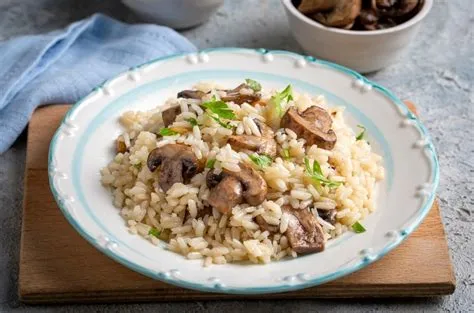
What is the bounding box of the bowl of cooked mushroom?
[282,0,433,73]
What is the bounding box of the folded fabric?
[0,13,196,153]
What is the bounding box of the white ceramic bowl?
[122,0,224,29]
[282,0,433,73]
[49,48,439,294]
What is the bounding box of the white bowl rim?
[48,48,440,294]
[282,0,433,36]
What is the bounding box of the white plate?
[49,48,439,294]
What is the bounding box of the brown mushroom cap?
[228,119,277,157]
[221,83,261,105]
[207,175,243,213]
[281,106,337,150]
[206,163,268,213]
[311,0,362,28]
[147,144,202,192]
[355,0,421,30]
[298,0,422,31]
[234,163,268,205]
[358,7,380,30]
[255,215,279,233]
[283,206,326,253]
[161,105,181,127]
[177,83,260,106]
[317,208,337,225]
[297,0,339,14]
[177,90,207,99]
[375,0,419,17]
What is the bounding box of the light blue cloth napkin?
[0,14,196,153]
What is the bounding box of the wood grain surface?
[19,104,455,304]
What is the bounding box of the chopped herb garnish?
[209,114,234,129]
[245,78,262,92]
[304,157,342,189]
[201,96,235,129]
[133,163,142,171]
[249,154,273,169]
[201,96,236,119]
[186,118,199,127]
[206,158,216,169]
[270,85,293,117]
[351,221,366,233]
[356,125,366,141]
[282,148,291,160]
[148,227,161,237]
[159,127,179,136]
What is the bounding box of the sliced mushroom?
[116,138,127,154]
[356,0,421,29]
[298,0,422,30]
[283,206,326,253]
[228,119,277,157]
[311,0,362,28]
[234,163,268,205]
[207,175,243,213]
[196,206,213,219]
[374,0,396,7]
[177,90,207,99]
[281,106,337,150]
[206,163,267,213]
[161,106,181,127]
[147,144,202,192]
[375,0,419,17]
[184,205,213,222]
[317,208,337,225]
[221,83,261,105]
[297,0,339,14]
[358,7,379,30]
[255,215,279,233]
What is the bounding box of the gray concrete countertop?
[0,0,472,312]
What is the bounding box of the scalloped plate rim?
[48,48,439,294]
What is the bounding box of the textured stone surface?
[0,0,472,312]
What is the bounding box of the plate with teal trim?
[48,48,439,294]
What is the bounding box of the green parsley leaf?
[270,85,293,117]
[356,125,366,141]
[282,148,291,160]
[159,128,179,136]
[206,159,216,169]
[304,157,342,189]
[351,221,366,233]
[209,114,233,129]
[245,78,262,92]
[133,163,142,171]
[186,118,199,127]
[202,96,236,119]
[249,154,273,169]
[304,157,314,175]
[148,227,161,237]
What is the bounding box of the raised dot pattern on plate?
[61,119,78,137]
[101,85,114,96]
[198,52,210,63]
[263,53,274,63]
[187,54,199,64]
[97,235,118,250]
[128,70,140,82]
[295,58,307,68]
[352,78,373,93]
[359,248,375,262]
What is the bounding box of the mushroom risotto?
[101,80,385,266]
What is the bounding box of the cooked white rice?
[100,81,384,266]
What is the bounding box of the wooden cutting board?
[19,104,455,304]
